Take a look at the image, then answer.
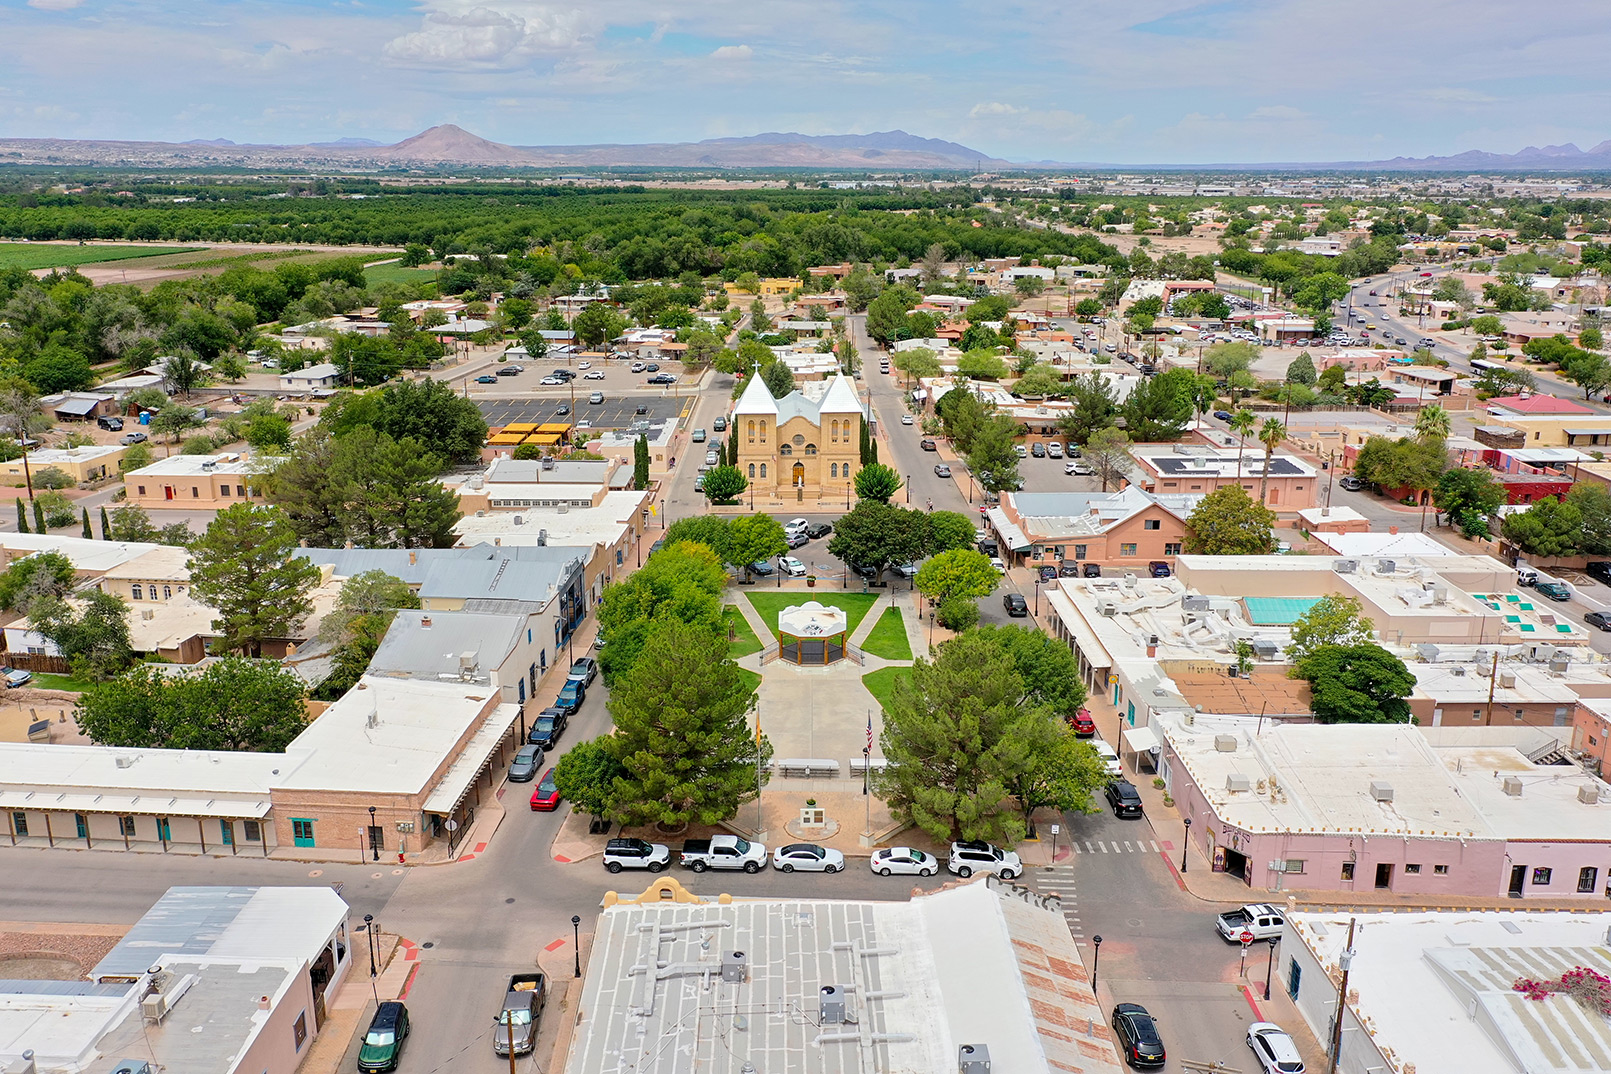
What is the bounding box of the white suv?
[948,840,1021,880]
[603,838,670,874]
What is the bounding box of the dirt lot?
[29,240,400,288]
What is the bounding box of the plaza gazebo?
[776,601,849,666]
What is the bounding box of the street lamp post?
[572,915,582,978]
[368,806,378,862]
[363,914,379,1003]
[1091,935,1103,993]
[1181,817,1191,873]
[1034,577,1041,617]
[1264,936,1279,1001]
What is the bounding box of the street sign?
[1050,824,1060,835]
[1240,931,1255,945]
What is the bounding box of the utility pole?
[1327,917,1357,1074]
[1484,650,1500,726]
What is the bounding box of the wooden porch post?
[197,817,206,853]
[43,812,53,847]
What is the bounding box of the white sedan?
[540,375,565,386]
[578,361,592,369]
[869,846,938,877]
[777,556,806,577]
[901,415,914,425]
[772,843,844,873]
[1247,1023,1306,1074]
[583,370,606,380]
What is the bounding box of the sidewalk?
[300,930,415,1074]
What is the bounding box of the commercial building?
[1158,715,1611,899]
[1130,445,1319,511]
[0,885,351,1074]
[1283,910,1611,1074]
[564,877,1120,1074]
[369,608,566,708]
[992,488,1196,569]
[450,491,650,601]
[123,453,270,511]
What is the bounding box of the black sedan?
[1586,611,1611,632]
[806,522,833,539]
[1112,1003,1166,1068]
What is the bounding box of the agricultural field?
[0,242,195,270]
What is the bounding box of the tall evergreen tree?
[633,435,649,491]
[81,509,93,539]
[98,505,110,540]
[15,498,28,534]
[32,499,45,534]
[187,504,321,657]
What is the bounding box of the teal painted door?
[292,818,316,848]
[157,818,171,841]
[74,814,87,838]
[221,820,233,846]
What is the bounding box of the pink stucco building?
[1155,715,1611,900]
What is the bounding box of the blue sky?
[4,0,1609,163]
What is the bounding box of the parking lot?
[479,394,689,432]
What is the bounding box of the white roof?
[1315,531,1459,557]
[453,490,647,549]
[20,445,124,465]
[817,372,862,414]
[777,600,848,637]
[281,362,340,379]
[0,741,282,819]
[0,533,158,574]
[732,369,779,416]
[127,453,264,478]
[1289,909,1611,1074]
[276,676,502,796]
[1296,505,1368,527]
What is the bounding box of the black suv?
[1082,562,1103,578]
[1587,562,1611,587]
[1003,593,1028,617]
[1112,1003,1166,1069]
[1106,780,1144,819]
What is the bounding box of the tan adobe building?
[124,453,270,510]
[0,444,126,485]
[1130,444,1318,511]
[732,371,865,497]
[991,488,1195,569]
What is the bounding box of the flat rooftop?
[126,453,265,477]
[0,533,159,574]
[565,881,1118,1074]
[453,490,648,549]
[1289,910,1611,1074]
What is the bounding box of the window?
[293,1012,308,1051]
[236,485,245,497]
[1532,867,1552,886]
[759,420,766,443]
[131,585,143,600]
[1404,863,1421,874]
[1144,519,1161,530]
[1472,709,1483,721]
[1340,862,1356,881]
[804,444,817,455]
[792,434,805,445]
[162,586,171,600]
[748,463,755,478]
[779,444,792,455]
[1284,860,1305,874]
[1190,484,1202,491]
[1164,542,1182,556]
[1578,867,1599,892]
[830,463,839,478]
[220,485,230,496]
[121,816,137,836]
[759,464,766,478]
[1074,545,1087,560]
[137,485,146,496]
[1120,543,1137,556]
[191,487,199,498]
[243,820,261,842]
[1434,864,1449,875]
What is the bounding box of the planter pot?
[807,578,816,588]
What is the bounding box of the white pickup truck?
[1216,903,1285,944]
[680,835,767,873]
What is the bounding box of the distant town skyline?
[5,0,1609,164]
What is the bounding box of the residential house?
[0,444,125,485]
[1130,444,1319,512]
[278,363,342,391]
[992,488,1195,569]
[123,453,269,510]
[40,391,118,423]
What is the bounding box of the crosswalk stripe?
[1151,840,1160,852]
[1110,842,1122,852]
[1085,841,1094,853]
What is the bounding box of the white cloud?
[969,101,1024,117]
[1247,105,1306,121]
[384,4,586,68]
[709,44,753,60]
[27,0,85,9]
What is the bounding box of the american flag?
[865,712,873,754]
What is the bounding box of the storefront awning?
[985,507,1032,553]
[1122,725,1160,755]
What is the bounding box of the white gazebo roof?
[776,601,848,638]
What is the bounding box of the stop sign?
[1240,931,1255,945]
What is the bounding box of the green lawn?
[735,667,762,695]
[722,605,762,658]
[861,666,912,714]
[0,243,195,270]
[744,591,881,638]
[364,261,439,287]
[859,606,912,661]
[28,672,89,692]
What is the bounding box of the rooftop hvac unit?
[1452,666,1466,677]
[109,1063,153,1074]
[200,461,216,471]
[1226,773,1252,793]
[1475,649,1492,667]
[1503,777,1524,797]
[959,1044,992,1074]
[1098,601,1117,617]
[1123,573,1138,589]
[1375,559,1397,574]
[1432,586,1448,605]
[1416,644,1441,662]
[1252,639,1279,659]
[537,529,547,547]
[1499,671,1517,689]
[541,457,556,470]
[1370,781,1395,802]
[1183,595,1210,612]
[1550,654,1571,673]
[513,515,524,525]
[1332,559,1359,574]
[1215,735,1238,753]
[819,985,847,1025]
[1148,635,1160,647]
[721,951,747,983]
[1579,784,1602,805]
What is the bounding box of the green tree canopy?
[76,657,309,751]
[1287,594,1375,665]
[701,464,748,504]
[827,501,924,580]
[913,549,999,607]
[1297,643,1415,724]
[552,736,628,823]
[854,463,902,504]
[1059,372,1119,446]
[1500,496,1582,559]
[1184,485,1276,555]
[725,513,788,579]
[187,504,321,657]
[966,414,1023,495]
[0,550,75,613]
[1122,367,1195,440]
[603,618,768,828]
[1433,468,1506,539]
[28,590,133,681]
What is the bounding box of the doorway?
[792,462,805,486]
[1374,863,1394,889]
[1221,847,1248,880]
[163,485,175,500]
[1509,864,1526,897]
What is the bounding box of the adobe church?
[732,370,866,497]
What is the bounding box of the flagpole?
[863,710,873,842]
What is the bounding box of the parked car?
[531,708,568,748]
[785,517,809,534]
[1,668,31,689]
[475,375,499,384]
[494,974,545,1057]
[567,657,597,686]
[1059,562,1079,577]
[773,843,845,872]
[1003,593,1029,617]
[645,363,660,372]
[713,416,727,431]
[588,391,605,404]
[635,403,649,414]
[603,837,670,873]
[988,557,1006,573]
[680,834,766,873]
[934,463,952,477]
[901,414,914,425]
[1038,565,1057,581]
[1587,611,1611,631]
[1047,442,1063,458]
[358,1001,412,1073]
[948,840,1021,880]
[1217,903,1286,943]
[1068,460,1093,475]
[576,361,591,369]
[1083,562,1102,578]
[630,361,646,373]
[1536,581,1572,601]
[555,404,570,416]
[553,678,586,715]
[1111,1003,1166,1069]
[869,846,938,876]
[1339,475,1363,491]
[1031,442,1047,458]
[806,521,833,539]
[583,369,605,380]
[508,744,544,783]
[1213,410,1233,421]
[1587,561,1611,586]
[706,450,719,465]
[786,530,809,549]
[1070,709,1096,736]
[920,438,937,451]
[648,373,678,385]
[1092,738,1121,778]
[1013,444,1028,458]
[1148,561,1171,578]
[692,428,707,442]
[1106,780,1144,819]
[891,562,919,579]
[749,559,774,577]
[496,365,520,376]
[778,556,807,576]
[97,416,124,431]
[529,768,562,811]
[1247,1023,1306,1074]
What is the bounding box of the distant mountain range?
[5,125,1611,172]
